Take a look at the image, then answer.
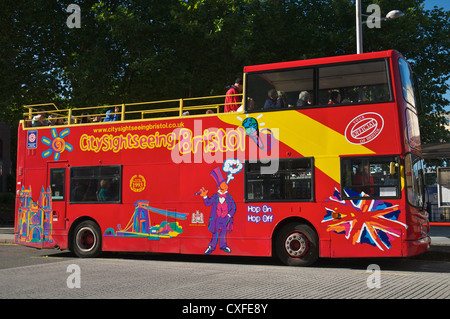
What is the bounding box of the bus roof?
[243,50,398,73]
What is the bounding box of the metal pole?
[356,0,363,54]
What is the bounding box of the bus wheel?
[275,223,318,266]
[72,220,102,258]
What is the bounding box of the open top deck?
[23,93,243,128]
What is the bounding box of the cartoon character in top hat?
[197,159,243,255]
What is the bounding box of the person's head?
[330,91,341,104]
[268,89,278,100]
[80,112,90,123]
[234,78,243,92]
[35,109,46,123]
[48,114,56,125]
[299,91,310,102]
[100,179,110,189]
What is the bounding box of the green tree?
[0,0,449,145]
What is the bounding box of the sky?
[424,0,450,112]
[424,0,449,10]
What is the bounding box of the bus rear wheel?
[275,223,318,266]
[72,220,102,258]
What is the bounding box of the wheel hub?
[285,232,308,258]
[76,227,97,252]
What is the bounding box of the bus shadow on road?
[47,245,450,274]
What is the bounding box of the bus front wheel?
[72,220,102,258]
[275,223,319,266]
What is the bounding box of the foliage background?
[0,0,449,176]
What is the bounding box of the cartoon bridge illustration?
[104,200,188,240]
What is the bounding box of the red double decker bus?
[15,50,430,266]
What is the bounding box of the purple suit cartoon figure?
[198,167,236,255]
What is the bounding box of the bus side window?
[341,156,400,199]
[318,60,391,106]
[246,158,314,202]
[245,68,314,111]
[70,165,121,203]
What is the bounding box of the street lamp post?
[356,0,363,54]
[356,0,405,54]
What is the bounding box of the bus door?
[47,162,68,230]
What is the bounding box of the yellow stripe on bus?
[219,110,375,183]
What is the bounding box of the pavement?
[2,225,449,246]
[429,226,450,245]
[0,227,15,244]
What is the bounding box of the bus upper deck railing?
[22,93,243,127]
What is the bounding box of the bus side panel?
[402,206,430,256]
[100,163,186,254]
[330,230,403,258]
[51,231,69,250]
[14,123,26,245]
[325,199,407,258]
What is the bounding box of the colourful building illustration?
[16,186,53,244]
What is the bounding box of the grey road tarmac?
[1,244,449,299]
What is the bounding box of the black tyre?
[275,223,319,266]
[72,220,102,258]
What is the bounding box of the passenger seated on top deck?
[47,115,56,126]
[263,89,284,110]
[92,115,102,123]
[278,91,292,108]
[328,91,341,105]
[32,108,48,127]
[296,91,312,107]
[103,106,120,122]
[224,78,243,113]
[79,112,91,123]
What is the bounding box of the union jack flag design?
[322,188,407,251]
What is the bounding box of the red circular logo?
[345,112,384,145]
[28,133,36,143]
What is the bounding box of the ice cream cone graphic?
[242,117,264,149]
